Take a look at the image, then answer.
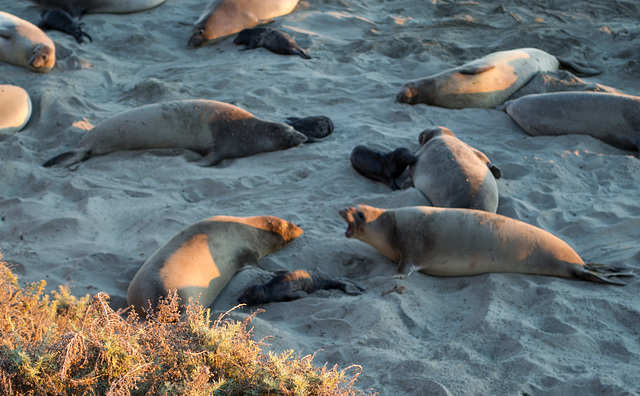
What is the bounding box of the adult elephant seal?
[503,92,640,153]
[0,11,55,73]
[43,99,322,167]
[28,0,168,15]
[0,85,32,133]
[127,215,303,316]
[396,47,601,109]
[339,204,634,285]
[350,145,417,190]
[409,126,501,213]
[188,0,300,47]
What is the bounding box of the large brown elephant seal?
[503,92,640,153]
[188,0,300,47]
[0,11,55,73]
[396,48,601,109]
[409,126,501,213]
[339,204,634,285]
[127,215,303,316]
[43,100,327,167]
[0,85,32,133]
[28,0,168,16]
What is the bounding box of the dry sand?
[1,0,639,394]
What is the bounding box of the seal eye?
[356,211,365,223]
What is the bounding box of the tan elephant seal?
[409,126,501,213]
[0,85,32,133]
[127,215,303,316]
[503,92,640,153]
[0,11,55,73]
[28,0,168,15]
[396,48,601,109]
[43,99,325,167]
[188,0,300,47]
[339,204,634,285]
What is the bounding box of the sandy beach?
[1,0,639,394]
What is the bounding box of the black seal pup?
[37,10,92,43]
[350,145,417,190]
[234,27,310,59]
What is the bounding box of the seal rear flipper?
[575,263,635,286]
[488,163,502,179]
[341,281,365,295]
[43,149,90,167]
[557,58,602,77]
[293,48,311,59]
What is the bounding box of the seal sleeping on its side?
[238,269,364,305]
[340,204,634,285]
[234,27,311,59]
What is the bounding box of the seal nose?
[396,85,417,104]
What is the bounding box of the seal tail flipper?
[575,263,635,286]
[294,48,311,59]
[43,149,90,168]
[557,58,602,77]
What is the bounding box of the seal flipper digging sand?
[237,269,364,305]
[38,10,92,43]
[350,145,417,190]
[234,27,310,59]
[339,204,634,285]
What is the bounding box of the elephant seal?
[0,11,55,73]
[339,204,634,285]
[396,48,601,109]
[28,0,168,16]
[285,116,333,141]
[350,145,417,190]
[234,27,310,59]
[0,85,32,133]
[503,92,640,153]
[38,10,92,43]
[127,215,303,316]
[43,100,326,168]
[237,269,364,305]
[409,127,501,213]
[188,0,300,47]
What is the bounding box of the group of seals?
[127,214,303,316]
[0,11,55,73]
[340,204,634,285]
[0,85,32,133]
[234,27,311,59]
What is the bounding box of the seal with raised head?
[0,11,55,73]
[127,215,303,316]
[237,269,364,305]
[37,10,92,43]
[350,145,417,190]
[339,204,634,285]
[503,92,640,153]
[43,99,328,168]
[234,27,310,59]
[396,48,601,109]
[409,126,501,213]
[28,0,168,16]
[188,0,300,47]
[0,85,32,133]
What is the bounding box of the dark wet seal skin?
[286,116,333,142]
[233,27,311,59]
[37,9,92,43]
[238,269,365,305]
[350,145,417,190]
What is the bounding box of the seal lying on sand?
[396,48,601,109]
[339,204,634,285]
[350,145,417,190]
[188,0,300,47]
[38,10,92,43]
[43,100,331,168]
[503,92,640,153]
[237,269,364,305]
[0,85,32,133]
[127,215,303,316]
[0,11,55,73]
[28,0,168,16]
[285,116,333,141]
[234,27,310,59]
[409,127,501,213]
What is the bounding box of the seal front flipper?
[574,263,635,286]
[43,149,90,167]
[557,58,601,77]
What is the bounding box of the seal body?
[234,27,310,59]
[0,11,55,73]
[38,10,92,43]
[127,215,303,316]
[339,204,633,285]
[237,269,364,305]
[28,0,168,15]
[351,145,417,190]
[188,0,300,47]
[503,92,640,152]
[396,48,601,109]
[43,100,313,167]
[409,126,501,213]
[0,85,32,133]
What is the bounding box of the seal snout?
[339,207,360,238]
[396,84,418,104]
[187,30,205,48]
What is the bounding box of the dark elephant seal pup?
[409,126,501,213]
[127,215,303,316]
[396,47,601,109]
[0,11,55,73]
[38,10,92,43]
[43,100,321,167]
[340,204,634,285]
[350,145,417,190]
[237,269,364,305]
[503,92,640,153]
[28,0,168,16]
[234,27,310,59]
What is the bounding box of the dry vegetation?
[0,255,369,395]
